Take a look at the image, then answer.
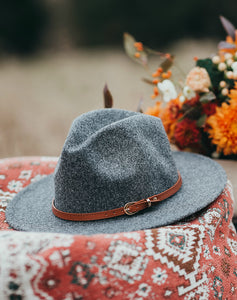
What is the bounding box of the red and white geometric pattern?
[0,157,237,299]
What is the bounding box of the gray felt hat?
[6,109,227,235]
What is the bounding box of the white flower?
[226,71,234,79]
[179,95,185,102]
[218,62,226,71]
[183,86,196,100]
[212,55,220,64]
[231,61,237,73]
[224,53,233,60]
[231,61,237,79]
[158,80,177,102]
[226,58,234,66]
[7,180,23,192]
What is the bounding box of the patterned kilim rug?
[0,157,237,299]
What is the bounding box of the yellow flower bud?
[226,71,234,79]
[221,88,228,96]
[224,53,233,60]
[226,58,234,66]
[212,56,220,64]
[218,62,227,71]
[220,81,226,88]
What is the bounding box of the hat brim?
[6,152,227,235]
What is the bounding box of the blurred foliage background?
[0,0,49,55]
[1,0,237,158]
[72,0,237,47]
[0,0,237,55]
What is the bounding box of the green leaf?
[103,84,113,108]
[177,115,185,122]
[123,33,148,66]
[196,114,207,127]
[226,78,235,89]
[199,91,216,103]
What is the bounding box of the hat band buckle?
[52,172,182,222]
[124,198,152,215]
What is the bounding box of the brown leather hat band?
[52,172,182,221]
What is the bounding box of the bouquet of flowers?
[123,16,237,159]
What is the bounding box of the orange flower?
[146,98,183,142]
[145,101,162,117]
[206,86,237,155]
[160,98,183,141]
[186,67,211,93]
[174,119,201,149]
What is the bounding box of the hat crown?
[54,109,179,214]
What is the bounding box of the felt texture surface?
[6,152,227,235]
[54,109,178,213]
[6,109,227,234]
